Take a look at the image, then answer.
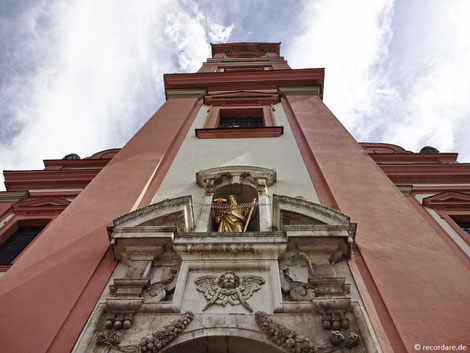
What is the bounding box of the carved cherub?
[195,271,264,312]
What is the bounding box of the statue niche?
[211,184,259,232]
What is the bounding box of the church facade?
[0,42,469,353]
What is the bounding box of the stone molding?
[112,196,193,229]
[0,190,29,203]
[278,86,321,96]
[196,165,276,193]
[272,194,352,229]
[166,88,207,99]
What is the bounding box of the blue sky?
[1,0,469,189]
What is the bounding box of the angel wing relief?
[195,271,265,312]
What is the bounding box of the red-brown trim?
[164,68,324,94]
[439,211,470,248]
[0,264,11,271]
[411,185,470,194]
[217,65,274,72]
[0,215,55,268]
[349,249,407,353]
[211,42,281,57]
[195,126,283,139]
[85,148,120,160]
[422,191,470,210]
[360,142,409,153]
[281,96,339,210]
[367,153,458,164]
[4,169,101,190]
[204,91,279,106]
[136,98,203,208]
[47,251,116,353]
[203,106,276,129]
[378,164,470,184]
[0,97,203,353]
[407,196,470,267]
[43,159,112,170]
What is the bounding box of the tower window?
[0,226,44,265]
[217,65,273,72]
[218,117,264,129]
[196,105,283,138]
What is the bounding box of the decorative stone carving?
[97,331,121,347]
[96,311,194,352]
[255,311,314,353]
[142,244,182,303]
[321,312,350,330]
[195,271,264,312]
[308,277,350,297]
[196,166,276,193]
[279,244,315,301]
[105,313,134,330]
[318,331,360,352]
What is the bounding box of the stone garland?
[255,312,360,353]
[255,311,315,353]
[96,311,194,353]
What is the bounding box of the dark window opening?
[456,221,470,236]
[0,226,44,265]
[218,117,264,129]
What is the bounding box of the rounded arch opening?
[162,335,285,353]
[212,183,260,232]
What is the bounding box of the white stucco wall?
[151,102,320,222]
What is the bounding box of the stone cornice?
[378,163,470,184]
[164,68,324,97]
[0,190,29,203]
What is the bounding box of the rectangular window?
[0,226,44,265]
[218,117,264,129]
[217,65,273,73]
[196,105,283,139]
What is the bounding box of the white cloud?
[0,0,234,189]
[286,0,395,140]
[286,0,470,161]
[209,23,235,43]
[381,1,470,160]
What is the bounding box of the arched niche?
[162,331,284,353]
[195,166,276,232]
[211,183,260,232]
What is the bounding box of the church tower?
[1,42,469,353]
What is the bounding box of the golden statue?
[213,194,256,232]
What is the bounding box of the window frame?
[422,192,470,247]
[217,65,274,73]
[0,217,51,271]
[195,105,283,139]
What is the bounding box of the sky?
[1,0,470,190]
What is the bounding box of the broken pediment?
[273,194,354,230]
[273,194,356,264]
[112,196,194,230]
[108,196,194,261]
